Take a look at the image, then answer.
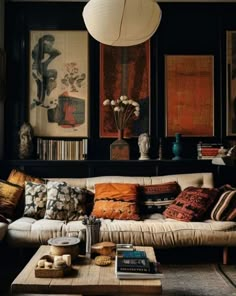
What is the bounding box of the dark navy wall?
[4,2,236,160]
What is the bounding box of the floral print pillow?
[44,181,86,221]
[24,181,47,219]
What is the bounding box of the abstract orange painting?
[165,55,214,137]
[99,42,150,138]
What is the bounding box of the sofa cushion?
[24,181,47,219]
[7,217,85,246]
[91,183,140,220]
[98,216,236,247]
[0,179,24,219]
[140,181,181,214]
[163,186,219,222]
[151,172,214,190]
[211,190,236,221]
[7,215,236,248]
[44,181,86,221]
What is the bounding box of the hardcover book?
[115,270,164,280]
[116,257,150,273]
[116,250,147,259]
[115,257,163,279]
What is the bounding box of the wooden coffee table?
[11,245,162,296]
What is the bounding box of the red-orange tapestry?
[165,55,214,137]
[100,42,150,138]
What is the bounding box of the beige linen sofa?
[5,172,236,263]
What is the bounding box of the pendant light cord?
[112,0,127,44]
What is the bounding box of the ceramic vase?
[172,133,183,160]
[110,129,130,160]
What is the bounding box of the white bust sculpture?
[138,133,150,160]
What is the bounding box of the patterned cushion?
[140,182,181,214]
[163,186,219,222]
[211,190,236,221]
[7,169,45,188]
[0,179,24,219]
[91,183,139,220]
[44,181,87,221]
[24,181,47,219]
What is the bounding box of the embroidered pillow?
[0,179,24,219]
[163,186,219,222]
[44,181,86,221]
[7,169,45,188]
[24,181,47,219]
[91,183,140,220]
[140,182,181,214]
[211,190,236,221]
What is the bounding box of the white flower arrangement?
[103,95,140,131]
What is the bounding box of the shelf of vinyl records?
[36,138,88,160]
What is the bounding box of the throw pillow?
[163,186,219,222]
[24,181,47,219]
[44,181,87,221]
[139,182,181,214]
[91,183,140,220]
[7,169,45,188]
[211,190,236,221]
[0,179,24,219]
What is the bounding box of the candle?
[62,254,71,266]
[54,255,62,263]
[45,261,53,269]
[38,259,46,268]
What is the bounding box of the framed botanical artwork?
[29,30,89,137]
[165,55,214,137]
[99,41,150,138]
[226,31,236,136]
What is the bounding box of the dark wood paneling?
[0,158,216,178]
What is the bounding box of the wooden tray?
[35,254,71,278]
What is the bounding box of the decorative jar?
[172,133,183,160]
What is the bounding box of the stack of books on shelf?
[197,142,223,160]
[115,244,163,279]
[36,138,88,160]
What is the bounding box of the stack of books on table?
[115,246,163,279]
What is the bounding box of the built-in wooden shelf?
[0,159,215,180]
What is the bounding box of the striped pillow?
[211,190,236,221]
[140,182,181,214]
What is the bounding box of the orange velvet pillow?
[91,183,140,220]
[0,180,24,219]
[7,169,45,188]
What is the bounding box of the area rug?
[161,264,236,296]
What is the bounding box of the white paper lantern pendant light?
[82,0,162,46]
